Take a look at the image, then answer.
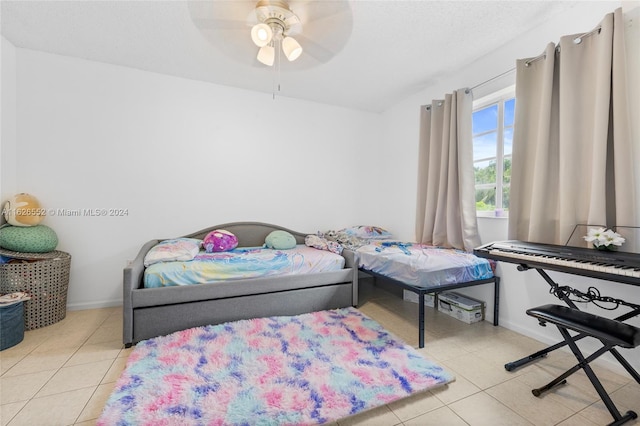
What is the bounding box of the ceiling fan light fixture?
[251,23,273,47]
[282,36,302,61]
[257,44,275,66]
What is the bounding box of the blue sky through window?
[472,104,497,134]
[473,96,515,212]
[472,99,515,162]
[473,133,497,162]
[504,128,513,156]
[504,98,515,126]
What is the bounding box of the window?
[472,87,515,217]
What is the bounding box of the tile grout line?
[4,311,115,425]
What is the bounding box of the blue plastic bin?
[0,302,25,350]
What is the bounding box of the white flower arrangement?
[583,227,625,249]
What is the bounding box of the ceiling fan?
[188,0,353,69]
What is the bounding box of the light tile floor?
[1,284,638,425]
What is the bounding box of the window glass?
[503,128,513,156]
[502,185,510,210]
[475,160,497,185]
[503,157,512,185]
[472,104,498,134]
[504,98,515,126]
[473,132,497,161]
[475,188,496,212]
[472,91,515,216]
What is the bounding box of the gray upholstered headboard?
[181,222,309,247]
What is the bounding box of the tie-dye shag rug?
[98,307,453,425]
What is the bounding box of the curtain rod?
[467,67,516,93]
[468,24,601,91]
[524,26,602,67]
[425,67,515,109]
[432,23,602,106]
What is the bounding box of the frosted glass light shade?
[282,36,302,61]
[257,45,275,66]
[251,23,273,47]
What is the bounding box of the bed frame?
[347,249,500,348]
[123,222,357,347]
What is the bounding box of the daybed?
[123,222,357,347]
[319,226,500,348]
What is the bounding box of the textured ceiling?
[1,0,582,112]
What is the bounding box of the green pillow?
[0,224,58,253]
[264,230,297,250]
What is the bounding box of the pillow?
[143,238,201,267]
[265,230,297,250]
[0,224,58,253]
[203,230,238,253]
[339,225,393,239]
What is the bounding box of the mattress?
[355,241,494,289]
[144,245,345,288]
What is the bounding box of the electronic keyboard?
[474,240,640,286]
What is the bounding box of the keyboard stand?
[504,266,640,384]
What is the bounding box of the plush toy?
[203,230,238,253]
[265,230,297,250]
[3,193,45,227]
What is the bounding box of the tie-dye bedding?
[317,229,493,289]
[144,245,345,288]
[354,241,494,288]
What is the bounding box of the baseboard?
[66,299,123,311]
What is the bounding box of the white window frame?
[472,85,515,218]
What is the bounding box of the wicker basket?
[0,249,71,330]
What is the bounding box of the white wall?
[382,1,640,373]
[1,36,18,205]
[8,49,386,309]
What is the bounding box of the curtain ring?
[573,26,602,45]
[525,53,546,67]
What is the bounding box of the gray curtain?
[509,8,636,245]
[416,89,480,252]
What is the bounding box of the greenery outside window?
[472,86,515,217]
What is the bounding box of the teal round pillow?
[265,230,297,250]
[0,224,58,253]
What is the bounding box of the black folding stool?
[526,304,640,426]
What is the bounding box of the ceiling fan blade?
[288,0,352,25]
[187,0,257,66]
[191,18,248,30]
[290,1,352,62]
[294,34,335,63]
[188,1,256,28]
